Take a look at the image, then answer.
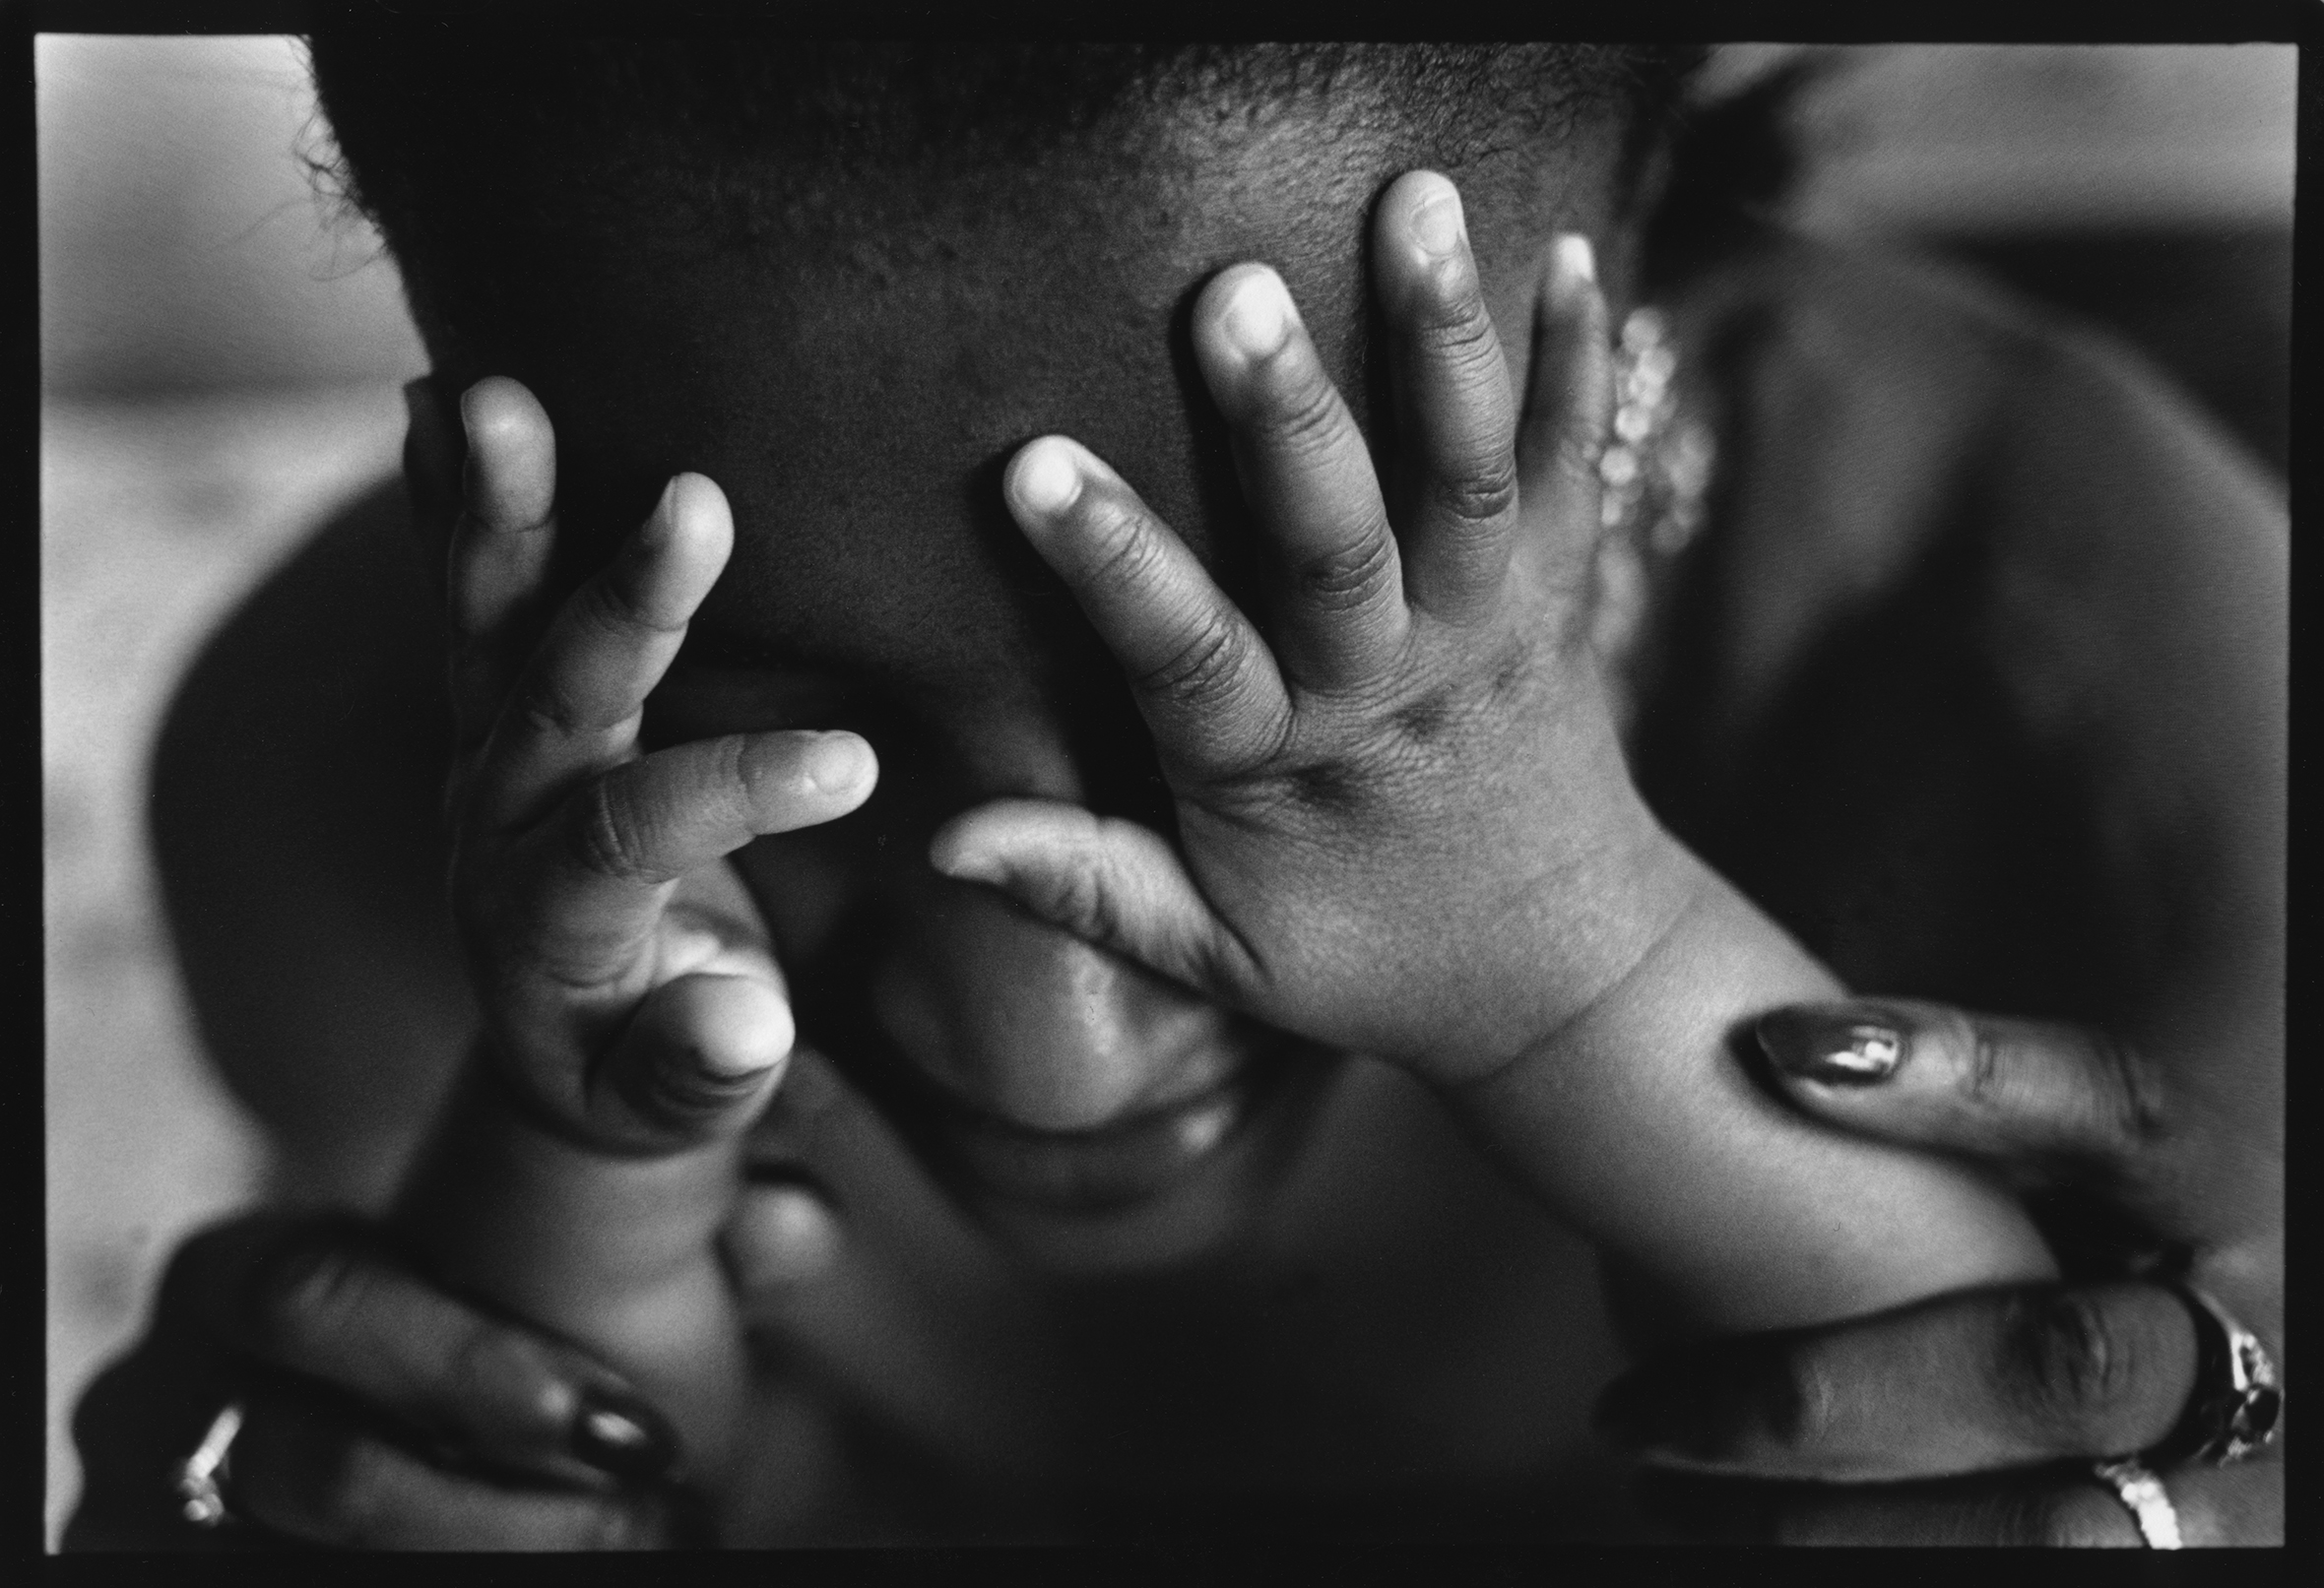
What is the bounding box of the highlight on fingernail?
[1555,233,1597,287]
[1755,1004,1904,1087]
[802,730,872,795]
[1411,183,1465,259]
[569,1384,680,1484]
[1219,266,1296,362]
[1011,436,1087,519]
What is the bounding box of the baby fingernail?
[1412,184,1466,258]
[802,731,872,795]
[1755,1004,1904,1085]
[1013,439,1083,516]
[569,1385,680,1485]
[1220,268,1295,361]
[1555,233,1597,286]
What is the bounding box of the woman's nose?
[869,877,1249,1132]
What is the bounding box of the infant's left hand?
[934,171,1695,1085]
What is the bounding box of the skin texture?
[371,148,2053,1531]
[77,81,2287,1544]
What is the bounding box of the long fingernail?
[570,1386,680,1485]
[1755,1004,1904,1086]
[1593,1344,1791,1463]
[1592,1370,1681,1449]
[1412,184,1466,259]
[1220,268,1296,362]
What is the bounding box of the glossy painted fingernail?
[1411,183,1465,259]
[1220,268,1296,361]
[1593,1343,1796,1464]
[1592,1367,1684,1449]
[1755,1004,1904,1085]
[1012,438,1083,517]
[569,1385,680,1485]
[1554,233,1597,286]
[802,731,872,795]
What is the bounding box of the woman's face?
[466,104,1619,1262]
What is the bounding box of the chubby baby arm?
[391,380,875,1480]
[933,172,2055,1335]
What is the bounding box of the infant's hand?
[415,379,877,1153]
[934,172,1690,1085]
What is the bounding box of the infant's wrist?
[394,1044,745,1294]
[1426,823,1710,1092]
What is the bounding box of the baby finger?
[472,473,733,834]
[446,378,561,749]
[509,730,874,990]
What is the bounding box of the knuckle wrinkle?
[1298,528,1398,612]
[2001,1289,2132,1437]
[1141,615,1249,714]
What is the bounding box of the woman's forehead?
[536,176,1343,688]
[520,126,1595,692]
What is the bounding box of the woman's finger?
[1754,997,2174,1214]
[1372,171,1522,622]
[446,378,561,749]
[502,730,875,990]
[1514,234,1613,578]
[470,472,735,833]
[228,1384,671,1550]
[1192,263,1411,690]
[1004,437,1294,781]
[226,1221,681,1492]
[1597,1281,2197,1484]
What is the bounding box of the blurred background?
[39,36,2295,1546]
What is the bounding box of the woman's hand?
[1601,997,2283,1545]
[931,170,1688,1086]
[405,376,879,1155]
[66,1183,860,1552]
[65,1214,691,1550]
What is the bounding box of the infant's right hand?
[408,377,877,1153]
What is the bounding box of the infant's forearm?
[392,1051,749,1471]
[1449,848,2058,1338]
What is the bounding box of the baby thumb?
[599,972,794,1146]
[930,798,1238,997]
